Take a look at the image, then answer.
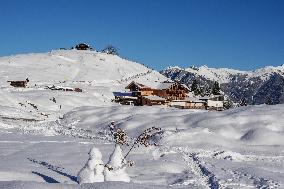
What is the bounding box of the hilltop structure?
[74,43,91,50]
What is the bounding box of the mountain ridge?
[161,65,284,105]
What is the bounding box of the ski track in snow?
[118,70,153,83]
[158,144,282,189]
[168,146,221,189]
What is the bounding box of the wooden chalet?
[113,81,224,110]
[114,81,190,106]
[153,81,190,100]
[7,78,29,88]
[74,88,83,92]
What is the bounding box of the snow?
[0,50,283,189]
[77,146,104,184]
[168,64,284,83]
[184,65,248,83]
[104,145,130,182]
[1,104,283,188]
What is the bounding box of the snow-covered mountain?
[161,65,284,104]
[0,50,167,85]
[0,50,168,120]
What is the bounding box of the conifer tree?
[102,45,119,55]
[191,79,198,92]
[191,79,201,96]
[265,97,273,105]
[239,98,247,106]
[211,81,221,95]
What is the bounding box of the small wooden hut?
[7,78,29,88]
[75,43,91,50]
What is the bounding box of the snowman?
[77,146,104,184]
[104,144,130,182]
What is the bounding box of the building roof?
[113,92,133,97]
[181,84,190,91]
[143,95,167,101]
[125,81,151,90]
[155,81,190,91]
[155,82,175,90]
[76,43,90,47]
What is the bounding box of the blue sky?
[0,0,284,71]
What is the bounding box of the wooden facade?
[141,96,168,106]
[153,82,189,100]
[125,81,154,97]
[170,99,206,109]
[113,92,138,105]
[118,81,190,106]
[74,88,83,92]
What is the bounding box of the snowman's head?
[88,146,103,160]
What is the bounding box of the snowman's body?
[77,146,105,184]
[104,145,130,182]
[93,159,104,182]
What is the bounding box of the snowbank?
[0,181,170,189]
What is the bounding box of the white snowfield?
[0,50,283,189]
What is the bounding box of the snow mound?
[240,128,284,145]
[0,180,170,189]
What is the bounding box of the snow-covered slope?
[0,50,168,120]
[0,51,283,189]
[0,104,283,189]
[0,50,166,84]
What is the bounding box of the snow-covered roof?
[7,77,28,81]
[143,95,166,101]
[76,43,90,47]
[181,84,190,91]
[154,81,189,91]
[125,81,151,89]
[155,82,175,90]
